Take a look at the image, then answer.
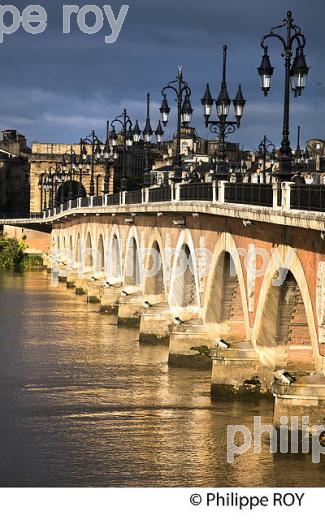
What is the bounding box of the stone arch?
[109,228,122,282]
[95,234,105,275]
[203,232,250,342]
[74,232,81,266]
[124,237,140,286]
[84,231,94,272]
[169,229,200,310]
[56,180,86,204]
[254,245,322,372]
[143,228,166,301]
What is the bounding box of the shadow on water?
[1,272,325,487]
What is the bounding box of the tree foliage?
[0,234,26,271]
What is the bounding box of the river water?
[0,271,325,487]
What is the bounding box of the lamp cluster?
[38,9,310,210]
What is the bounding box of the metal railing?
[80,198,89,208]
[180,182,213,201]
[29,212,44,219]
[225,183,273,207]
[92,196,103,207]
[106,193,120,205]
[125,190,142,204]
[9,182,325,225]
[148,186,173,203]
[290,185,325,212]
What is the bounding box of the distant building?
[0,130,30,217]
[29,142,114,213]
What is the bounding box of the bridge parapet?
[2,182,325,233]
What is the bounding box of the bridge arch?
[108,225,122,282]
[143,228,166,301]
[203,232,250,342]
[124,226,141,287]
[95,234,105,276]
[74,232,82,269]
[254,245,321,372]
[84,231,94,273]
[168,229,200,311]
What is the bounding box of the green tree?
[0,234,25,271]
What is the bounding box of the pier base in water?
[117,289,144,327]
[168,318,213,369]
[273,374,325,431]
[211,341,266,398]
[139,303,172,345]
[100,284,122,314]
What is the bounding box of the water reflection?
[0,272,325,487]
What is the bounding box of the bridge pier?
[168,318,213,369]
[87,278,105,304]
[66,269,78,289]
[117,288,144,327]
[210,341,267,398]
[75,276,89,296]
[100,283,122,314]
[273,374,325,431]
[139,303,172,345]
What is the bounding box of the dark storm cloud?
[0,0,324,148]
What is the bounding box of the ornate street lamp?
[201,45,246,180]
[38,173,45,211]
[47,163,62,207]
[258,10,309,180]
[160,66,193,181]
[258,135,276,182]
[62,147,78,200]
[102,121,113,195]
[80,131,103,196]
[137,93,165,186]
[110,109,134,191]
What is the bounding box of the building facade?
[0,130,30,218]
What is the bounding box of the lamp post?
[62,147,78,200]
[103,121,112,195]
[201,45,246,180]
[80,131,103,196]
[38,173,44,211]
[160,66,193,182]
[258,10,309,180]
[133,93,165,186]
[295,125,302,163]
[258,135,276,182]
[110,109,134,191]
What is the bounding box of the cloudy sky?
[0,0,324,149]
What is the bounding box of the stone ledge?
[3,200,325,232]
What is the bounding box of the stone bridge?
[2,181,325,429]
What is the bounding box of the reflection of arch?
[84,232,93,271]
[96,234,105,274]
[56,181,86,204]
[254,246,320,371]
[124,237,140,286]
[69,235,73,253]
[204,232,250,341]
[169,230,200,309]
